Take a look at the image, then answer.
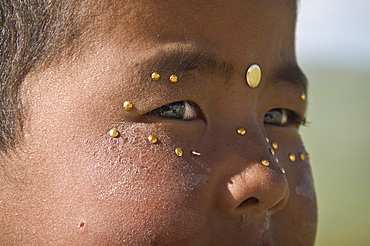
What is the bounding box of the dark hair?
[0,1,98,152]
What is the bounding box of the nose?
[217,132,289,216]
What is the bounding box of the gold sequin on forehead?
[299,153,305,161]
[151,72,161,80]
[123,101,133,111]
[169,74,178,83]
[301,93,307,102]
[280,167,286,174]
[271,142,278,149]
[289,153,296,162]
[246,64,262,88]
[148,135,158,144]
[261,159,270,167]
[237,128,246,136]
[109,128,119,138]
[175,148,183,157]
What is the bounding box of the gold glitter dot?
[261,159,270,167]
[307,153,311,160]
[265,137,270,143]
[280,167,286,174]
[301,93,307,101]
[271,142,278,149]
[175,148,183,157]
[191,150,201,156]
[169,74,178,83]
[148,135,158,144]
[269,148,275,156]
[289,153,296,162]
[109,128,119,138]
[237,128,246,135]
[123,101,133,111]
[246,64,262,88]
[299,153,305,161]
[151,72,161,80]
[275,158,279,163]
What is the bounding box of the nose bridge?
[212,123,289,215]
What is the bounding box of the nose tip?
[224,160,289,215]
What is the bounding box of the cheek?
[82,123,212,243]
[268,129,318,243]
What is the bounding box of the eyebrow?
[138,49,307,91]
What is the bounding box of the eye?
[148,101,200,120]
[264,108,306,126]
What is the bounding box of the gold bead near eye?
[289,153,296,162]
[169,75,178,83]
[261,159,270,167]
[175,148,183,157]
[299,153,305,161]
[237,128,246,136]
[275,158,279,163]
[271,142,278,149]
[269,148,275,156]
[246,64,262,88]
[109,128,119,138]
[123,101,133,111]
[265,137,270,143]
[151,72,161,80]
[301,93,307,101]
[148,135,158,144]
[280,167,286,174]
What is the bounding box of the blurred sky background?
[296,1,370,245]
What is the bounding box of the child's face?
[4,0,317,245]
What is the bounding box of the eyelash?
[263,108,306,126]
[148,101,306,126]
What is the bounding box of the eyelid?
[264,108,306,127]
[147,101,202,121]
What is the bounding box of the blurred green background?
[296,1,370,245]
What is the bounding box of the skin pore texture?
[0,0,317,245]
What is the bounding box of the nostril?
[238,197,259,208]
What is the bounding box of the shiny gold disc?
[237,128,246,136]
[151,72,161,80]
[271,142,278,149]
[169,75,178,83]
[289,153,296,162]
[261,159,270,167]
[280,167,286,174]
[109,128,119,138]
[123,101,133,111]
[246,64,262,88]
[148,135,158,144]
[175,148,183,156]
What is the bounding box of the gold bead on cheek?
[265,137,270,143]
[299,153,306,161]
[237,128,246,135]
[169,74,178,83]
[307,153,311,160]
[280,167,286,174]
[148,135,158,144]
[301,93,307,102]
[261,159,270,167]
[271,142,278,149]
[175,148,183,157]
[109,128,120,138]
[123,101,133,111]
[275,158,279,163]
[151,72,161,80]
[289,153,296,162]
[191,150,201,156]
[246,64,262,88]
[269,148,275,156]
